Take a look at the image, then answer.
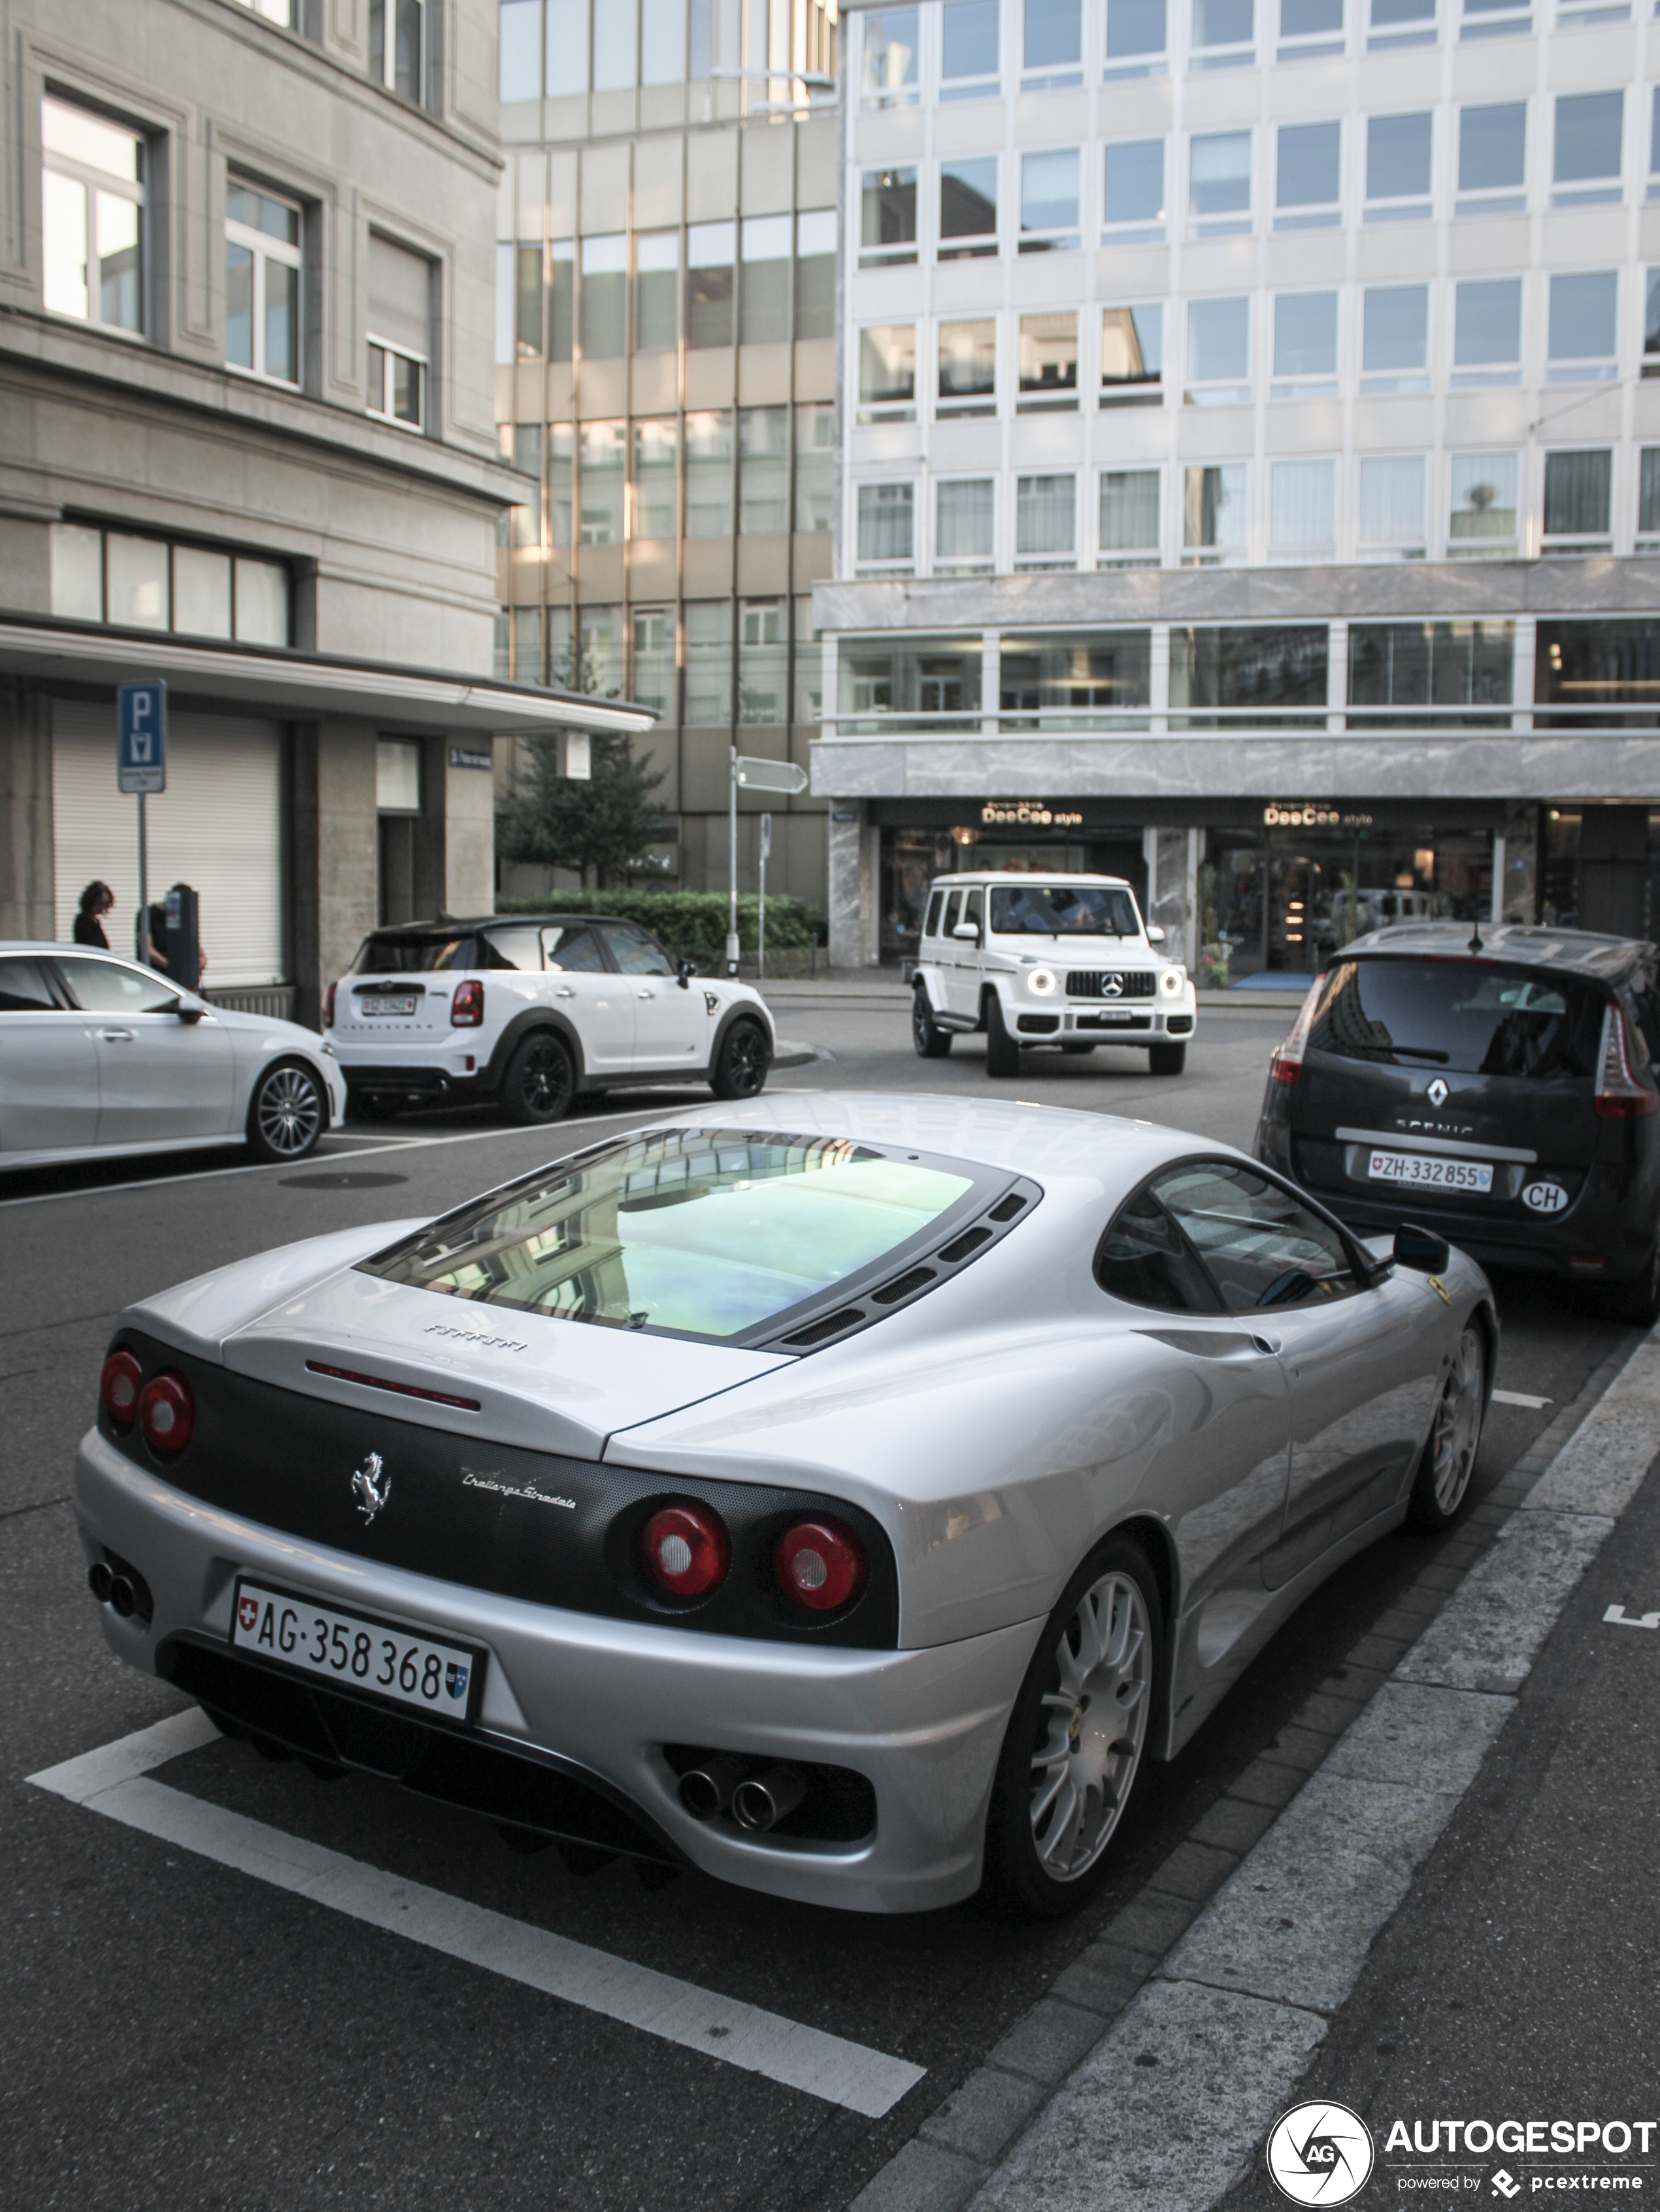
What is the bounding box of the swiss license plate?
[230,1580,484,1722]
[1367,1149,1493,1193]
[1082,1010,1137,1026]
[360,995,418,1017]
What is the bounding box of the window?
[1369,0,1435,40]
[1461,0,1527,33]
[1103,140,1165,240]
[740,214,791,342]
[739,406,789,534]
[686,220,734,348]
[861,169,917,267]
[369,0,426,102]
[1152,1162,1357,1312]
[936,480,995,572]
[1553,92,1622,206]
[635,230,678,351]
[685,411,734,537]
[1646,269,1660,382]
[1357,455,1427,557]
[41,97,145,335]
[1542,451,1612,552]
[939,319,997,413]
[548,239,574,361]
[857,484,916,572]
[1452,278,1521,387]
[1186,297,1250,403]
[545,0,589,93]
[1348,621,1514,710]
[1106,0,1167,68]
[366,235,431,429]
[232,0,297,22]
[795,403,834,532]
[838,636,982,719]
[633,418,677,539]
[794,597,823,723]
[1639,450,1660,546]
[942,0,1001,95]
[50,521,291,644]
[631,608,676,719]
[1190,131,1252,231]
[858,325,917,421]
[861,7,920,106]
[1020,150,1080,249]
[1365,112,1432,218]
[1361,284,1428,391]
[500,0,541,96]
[1018,312,1078,409]
[1095,1188,1226,1315]
[1547,271,1617,384]
[1016,476,1076,569]
[795,210,835,340]
[1170,626,1329,718]
[1449,451,1519,555]
[591,0,637,87]
[1192,0,1254,59]
[548,422,573,545]
[1099,470,1162,565]
[684,601,733,725]
[1272,291,1337,396]
[578,420,626,544]
[1279,0,1344,54]
[1024,0,1083,84]
[738,599,788,723]
[1182,465,1247,563]
[1101,303,1163,403]
[1458,103,1525,213]
[642,0,687,82]
[940,159,998,257]
[1269,460,1335,559]
[1000,632,1152,718]
[1652,86,1660,201]
[225,181,301,384]
[1276,122,1340,226]
[580,233,626,359]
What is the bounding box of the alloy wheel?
[1027,1570,1151,1883]
[519,1040,571,1116]
[1429,1327,1485,1517]
[723,1025,767,1096]
[255,1067,322,1157]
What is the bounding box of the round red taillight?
[775,1519,866,1613]
[138,1372,194,1459]
[641,1503,729,1598]
[100,1351,143,1428]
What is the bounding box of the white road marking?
[1491,1388,1552,1409]
[1603,1603,1660,1630]
[30,1713,925,2120]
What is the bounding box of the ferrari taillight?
[642,1503,729,1598]
[775,1519,866,1613]
[100,1351,142,1428]
[138,1372,194,1459]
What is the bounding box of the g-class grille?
[1066,970,1156,999]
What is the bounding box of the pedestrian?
[73,880,114,948]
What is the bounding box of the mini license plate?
[230,1581,484,1723]
[360,995,418,1017]
[1367,1149,1493,1193]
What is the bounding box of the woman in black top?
[74,882,114,949]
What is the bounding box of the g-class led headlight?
[1027,966,1058,997]
[1159,966,1186,996]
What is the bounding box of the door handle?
[637,989,654,1000]
[98,1029,136,1042]
[552,986,576,999]
[1251,1334,1280,1355]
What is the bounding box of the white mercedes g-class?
[910,872,1197,1077]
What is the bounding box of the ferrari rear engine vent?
[782,1306,866,1348]
[665,1743,876,1844]
[987,1191,1027,1223]
[937,1225,992,1264]
[872,1265,937,1305]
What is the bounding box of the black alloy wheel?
[710,1020,771,1100]
[1148,1041,1187,1075]
[246,1061,326,1164]
[912,989,954,1058]
[503,1031,575,1125]
[984,993,1020,1078]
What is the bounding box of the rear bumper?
[335,1055,490,1098]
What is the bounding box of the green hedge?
[496,888,823,958]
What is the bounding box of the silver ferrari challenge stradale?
[75,1096,1495,1917]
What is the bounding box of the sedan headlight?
[1026,966,1058,997]
[1159,966,1186,996]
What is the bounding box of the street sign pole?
[727,745,740,976]
[117,680,167,967]
[729,755,807,982]
[137,791,149,966]
[758,812,771,982]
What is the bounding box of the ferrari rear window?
[361,1129,980,1343]
[1308,959,1602,1079]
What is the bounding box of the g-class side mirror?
[1146,924,1167,944]
[1394,1223,1450,1274]
[952,923,980,942]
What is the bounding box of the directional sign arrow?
[735,755,808,796]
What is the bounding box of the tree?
[495,730,668,889]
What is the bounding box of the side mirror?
[952,922,980,942]
[175,992,208,1025]
[676,957,698,989]
[1146,923,1167,944]
[1394,1223,1450,1274]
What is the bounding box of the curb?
[846,1325,1652,2212]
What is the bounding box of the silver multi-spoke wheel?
[1028,1570,1152,1883]
[1427,1326,1485,1519]
[252,1065,323,1161]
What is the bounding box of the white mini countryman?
[911,873,1198,1077]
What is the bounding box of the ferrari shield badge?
[1426,1275,1451,1305]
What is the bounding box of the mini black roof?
[1339,919,1655,983]
[366,914,610,936]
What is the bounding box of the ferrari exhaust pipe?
[88,1561,114,1604]
[108,1574,137,1618]
[678,1753,746,1822]
[731,1764,808,1834]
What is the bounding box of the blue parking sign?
[118,682,167,793]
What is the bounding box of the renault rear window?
[348,934,480,974]
[361,1128,994,1344]
[1308,959,1603,1078]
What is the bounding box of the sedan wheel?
[247,1062,325,1164]
[1409,1324,1486,1530]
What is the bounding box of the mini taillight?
[138,1372,194,1459]
[1593,1003,1659,1120]
[451,980,484,1027]
[101,1351,142,1428]
[1270,969,1333,1085]
[775,1518,867,1613]
[322,982,336,1029]
[642,1503,729,1598]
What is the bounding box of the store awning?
[0,616,655,736]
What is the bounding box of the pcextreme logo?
[1269,2103,1377,2204]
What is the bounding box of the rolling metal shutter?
[52,703,284,988]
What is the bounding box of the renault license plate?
[230,1580,484,1722]
[1367,1150,1493,1193]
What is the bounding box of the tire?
[1059,1042,1095,1055]
[1407,1323,1487,1531]
[710,1019,771,1100]
[348,1087,402,1123]
[501,1031,575,1125]
[1601,1240,1660,1327]
[984,992,1021,1078]
[245,1059,326,1164]
[1148,1041,1187,1076]
[912,989,954,1059]
[982,1535,1161,1918]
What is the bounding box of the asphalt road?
[0,999,1630,2212]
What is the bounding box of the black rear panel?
[103,1330,898,1648]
